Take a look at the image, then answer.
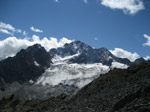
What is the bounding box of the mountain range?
[0,41,146,100]
[0,58,150,112]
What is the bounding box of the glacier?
[35,54,128,88]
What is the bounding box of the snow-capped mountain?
[0,41,145,100]
[36,41,130,89]
[50,41,131,66]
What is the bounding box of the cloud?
[0,29,12,35]
[143,34,150,46]
[54,0,59,3]
[30,26,43,33]
[100,0,145,15]
[0,36,72,60]
[54,0,87,3]
[144,56,150,61]
[110,48,140,62]
[0,22,15,36]
[16,29,22,33]
[94,37,98,40]
[0,22,15,31]
[23,31,27,36]
[83,0,88,3]
[0,22,22,36]
[111,62,128,69]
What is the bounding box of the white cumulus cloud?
[144,56,150,61]
[54,0,87,3]
[0,22,15,31]
[111,62,128,69]
[0,22,22,36]
[30,26,43,33]
[101,0,145,15]
[110,48,140,62]
[94,37,98,40]
[143,34,150,46]
[54,0,59,3]
[16,29,22,33]
[0,29,12,35]
[83,0,88,3]
[23,31,27,36]
[0,36,72,60]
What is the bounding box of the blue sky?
[0,0,150,60]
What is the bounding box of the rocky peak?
[133,57,146,65]
[50,41,131,65]
[50,41,92,58]
[16,44,52,67]
[0,44,52,83]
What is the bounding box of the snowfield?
[36,55,128,88]
[36,63,110,88]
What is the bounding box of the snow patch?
[111,62,128,69]
[52,52,80,65]
[29,80,34,84]
[34,61,40,66]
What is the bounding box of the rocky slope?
[0,61,150,112]
[59,61,150,112]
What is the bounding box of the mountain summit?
[50,41,131,66]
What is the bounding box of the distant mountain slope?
[0,44,52,83]
[0,61,150,112]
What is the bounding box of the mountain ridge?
[0,40,135,85]
[0,44,52,84]
[50,41,132,66]
[0,41,146,100]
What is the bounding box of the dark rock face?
[0,44,52,83]
[50,41,132,66]
[0,78,6,91]
[133,57,146,65]
[0,62,150,112]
